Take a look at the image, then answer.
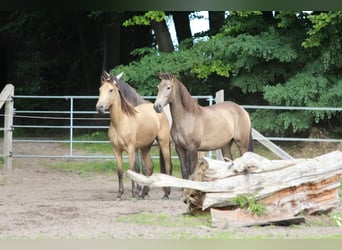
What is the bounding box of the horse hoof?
[137,195,145,200]
[161,195,169,200]
[116,193,123,200]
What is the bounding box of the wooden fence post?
[1,84,14,170]
[214,89,292,160]
[215,90,224,160]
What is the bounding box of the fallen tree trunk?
[126,151,342,226]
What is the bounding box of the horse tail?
[248,128,254,152]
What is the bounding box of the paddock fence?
[1,84,342,170]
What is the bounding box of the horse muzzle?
[96,104,106,114]
[153,102,164,113]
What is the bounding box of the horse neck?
[109,97,125,126]
[169,81,201,121]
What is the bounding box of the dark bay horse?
[97,72,172,199]
[154,72,253,179]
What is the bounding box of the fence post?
[2,84,14,170]
[215,90,224,160]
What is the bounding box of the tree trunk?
[208,11,225,36]
[120,25,152,65]
[171,11,193,46]
[151,20,174,53]
[103,23,121,71]
[127,151,342,226]
[76,12,101,95]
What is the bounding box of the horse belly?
[199,130,232,150]
[198,115,234,151]
[135,109,160,149]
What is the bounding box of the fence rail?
[7,94,214,161]
[1,88,342,167]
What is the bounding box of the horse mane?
[113,75,138,116]
[160,73,201,115]
[116,78,148,106]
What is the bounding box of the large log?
[126,151,342,220]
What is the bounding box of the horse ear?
[101,71,111,82]
[109,74,117,85]
[158,71,164,79]
[168,72,173,80]
[116,72,124,80]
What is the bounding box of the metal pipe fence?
[1,94,342,161]
[10,95,214,159]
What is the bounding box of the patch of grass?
[50,160,118,176]
[68,131,112,154]
[49,157,182,178]
[116,212,211,228]
[232,194,267,217]
[329,211,342,227]
[0,157,3,169]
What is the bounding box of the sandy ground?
[0,141,341,239]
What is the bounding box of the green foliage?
[232,194,267,217]
[112,11,342,136]
[123,11,166,26]
[302,11,342,48]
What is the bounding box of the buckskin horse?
[96,72,172,199]
[154,72,253,179]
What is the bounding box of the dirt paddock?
[0,141,341,239]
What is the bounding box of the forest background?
[0,11,341,137]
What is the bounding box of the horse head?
[96,71,121,113]
[154,72,175,113]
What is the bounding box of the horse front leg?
[188,149,199,177]
[175,144,189,179]
[112,148,124,200]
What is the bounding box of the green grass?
[330,211,342,227]
[67,131,113,154]
[0,157,3,169]
[116,212,211,228]
[49,157,182,178]
[50,160,117,176]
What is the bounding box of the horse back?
[196,101,251,149]
[134,103,170,145]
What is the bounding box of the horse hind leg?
[234,134,251,157]
[221,140,234,161]
[248,129,254,152]
[134,150,146,194]
[159,142,173,199]
[138,146,154,199]
[112,148,125,200]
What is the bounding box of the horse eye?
[109,89,113,93]
[167,86,171,90]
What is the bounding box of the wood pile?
[127,151,342,227]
